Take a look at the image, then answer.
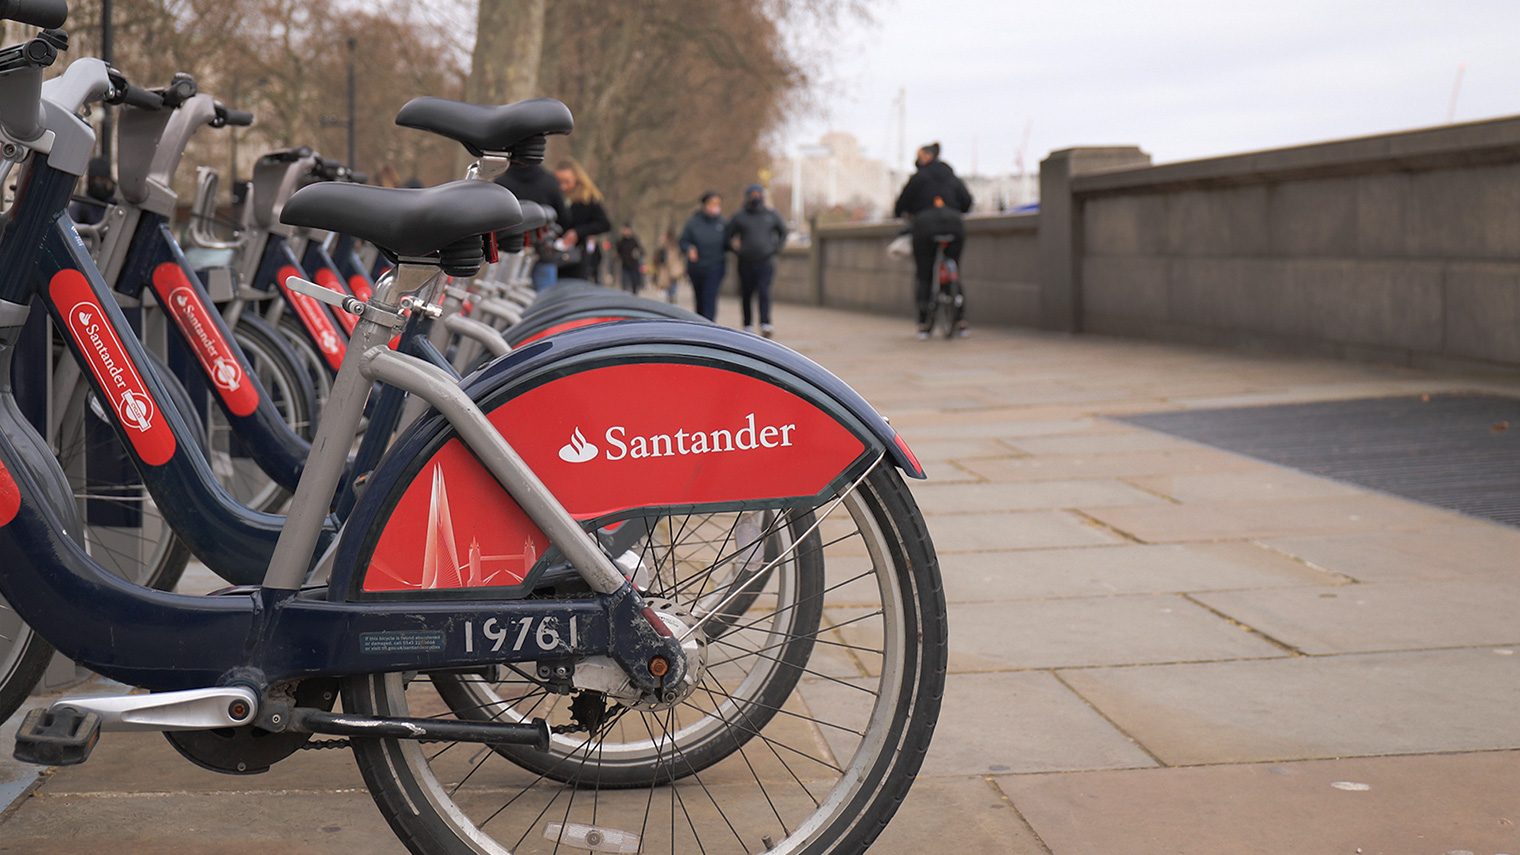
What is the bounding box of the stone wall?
[774,214,1041,326]
[780,115,1520,371]
[1071,117,1520,369]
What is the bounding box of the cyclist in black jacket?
[893,143,973,337]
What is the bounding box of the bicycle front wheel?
[343,462,947,855]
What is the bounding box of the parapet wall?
[783,115,1520,371]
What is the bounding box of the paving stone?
[897,417,1131,443]
[1059,649,1520,764]
[998,750,1520,855]
[938,541,1341,603]
[927,511,1124,552]
[1086,494,1464,542]
[0,790,410,855]
[866,776,1048,854]
[1193,580,1520,654]
[961,449,1270,482]
[945,596,1286,672]
[1005,431,1205,456]
[910,479,1165,515]
[1260,524,1520,581]
[1124,468,1366,503]
[935,671,1154,774]
[902,438,1021,463]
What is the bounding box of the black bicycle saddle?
[281,180,523,259]
[394,97,574,158]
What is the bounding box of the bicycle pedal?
[13,706,102,766]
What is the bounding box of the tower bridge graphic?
[419,464,537,590]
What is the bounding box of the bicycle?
[926,232,965,339]
[1,10,947,854]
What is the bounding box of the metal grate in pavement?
[1115,393,1520,528]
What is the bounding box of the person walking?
[723,184,788,337]
[614,224,644,293]
[652,229,686,303]
[893,142,973,338]
[553,159,612,283]
[496,160,568,291]
[679,192,728,321]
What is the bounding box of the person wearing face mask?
[679,191,728,321]
[68,157,116,226]
[723,184,788,338]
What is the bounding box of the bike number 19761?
[463,616,577,654]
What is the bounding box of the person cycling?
[893,142,973,338]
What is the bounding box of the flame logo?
[558,428,598,463]
[77,310,93,326]
[175,293,190,307]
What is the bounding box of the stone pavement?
[5,298,1520,854]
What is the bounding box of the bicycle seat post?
[260,260,433,591]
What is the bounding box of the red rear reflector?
[893,432,924,477]
[641,607,673,637]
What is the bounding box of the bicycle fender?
[330,319,922,601]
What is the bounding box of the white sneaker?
[760,324,774,339]
[743,325,757,335]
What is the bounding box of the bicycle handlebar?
[119,82,163,110]
[213,102,254,127]
[0,0,66,28]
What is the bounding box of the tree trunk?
[466,0,548,107]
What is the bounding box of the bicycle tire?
[941,259,961,340]
[212,314,319,512]
[274,312,334,414]
[0,599,53,725]
[343,462,948,855]
[51,350,200,591]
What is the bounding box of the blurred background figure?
[554,159,611,282]
[652,229,686,304]
[680,191,728,321]
[615,223,644,293]
[724,184,787,337]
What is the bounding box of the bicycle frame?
[0,157,682,698]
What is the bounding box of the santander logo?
[558,428,598,463]
[50,268,177,466]
[151,264,258,417]
[70,304,157,433]
[557,413,797,465]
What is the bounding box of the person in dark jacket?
[553,159,612,282]
[724,184,788,337]
[614,224,643,293]
[679,191,728,321]
[496,162,568,290]
[893,142,973,337]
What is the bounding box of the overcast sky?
[782,0,1520,175]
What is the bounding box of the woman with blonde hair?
[553,159,612,282]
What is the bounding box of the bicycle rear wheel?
[343,462,947,855]
[940,259,962,339]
